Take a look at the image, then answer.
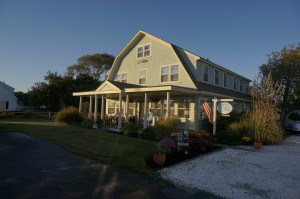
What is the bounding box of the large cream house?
[73,30,251,131]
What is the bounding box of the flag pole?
[212,97,217,135]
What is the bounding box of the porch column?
[94,94,98,124]
[118,92,122,129]
[166,91,170,118]
[143,92,148,129]
[101,95,105,120]
[160,100,163,116]
[88,96,93,118]
[195,96,201,131]
[125,94,129,123]
[79,96,83,113]
[133,102,136,117]
[137,102,140,120]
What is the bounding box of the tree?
[28,71,100,111]
[259,43,300,111]
[67,53,115,80]
[14,91,30,106]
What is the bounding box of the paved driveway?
[0,132,223,199]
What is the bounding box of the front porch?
[73,80,203,131]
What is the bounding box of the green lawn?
[0,119,157,175]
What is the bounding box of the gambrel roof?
[106,30,251,101]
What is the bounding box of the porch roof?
[72,80,201,97]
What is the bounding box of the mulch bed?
[145,146,222,169]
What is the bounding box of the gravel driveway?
[160,135,300,199]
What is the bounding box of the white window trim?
[114,73,121,82]
[138,68,147,85]
[136,43,151,59]
[121,73,127,83]
[160,66,169,83]
[114,72,127,82]
[160,64,180,84]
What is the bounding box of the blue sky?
[0,0,299,92]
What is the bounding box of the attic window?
[137,44,151,58]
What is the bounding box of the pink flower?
[160,137,176,149]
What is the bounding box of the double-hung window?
[139,69,146,85]
[114,73,127,83]
[215,69,219,85]
[203,65,208,82]
[137,44,151,58]
[114,74,121,82]
[161,64,179,83]
[122,73,127,83]
[170,65,179,81]
[161,66,169,82]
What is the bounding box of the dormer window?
[137,44,151,58]
[203,65,208,82]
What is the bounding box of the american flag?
[201,98,212,123]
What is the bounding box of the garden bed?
[145,146,222,169]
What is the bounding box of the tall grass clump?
[246,73,284,144]
[54,106,84,125]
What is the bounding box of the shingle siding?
[111,35,196,89]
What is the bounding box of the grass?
[0,119,157,175]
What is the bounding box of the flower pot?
[254,141,262,149]
[153,153,166,166]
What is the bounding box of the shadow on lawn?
[145,146,222,169]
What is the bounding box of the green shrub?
[141,127,156,141]
[215,130,243,146]
[216,112,244,131]
[124,122,139,138]
[0,114,21,119]
[161,117,180,130]
[154,117,181,140]
[248,74,284,144]
[81,118,93,129]
[188,130,214,152]
[54,107,84,125]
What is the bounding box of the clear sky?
[0,0,299,92]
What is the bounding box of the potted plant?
[153,144,166,166]
[254,128,263,149]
